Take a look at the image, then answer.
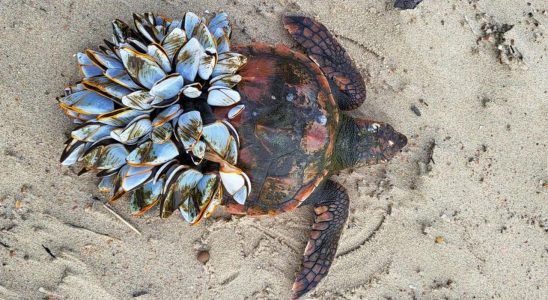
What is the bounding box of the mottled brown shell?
[214,43,339,215]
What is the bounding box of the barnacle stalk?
[58,12,250,224]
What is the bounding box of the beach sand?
[0,0,546,299]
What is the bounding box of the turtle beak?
[377,123,407,161]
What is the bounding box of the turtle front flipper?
[283,16,366,111]
[292,180,349,299]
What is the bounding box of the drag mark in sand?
[336,204,392,259]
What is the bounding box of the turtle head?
[354,119,407,165]
[333,115,407,170]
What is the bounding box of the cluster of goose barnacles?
[58,12,250,224]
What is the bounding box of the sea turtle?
[58,12,407,299]
[213,16,408,298]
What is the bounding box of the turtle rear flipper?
[283,16,366,110]
[292,180,349,299]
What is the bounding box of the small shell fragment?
[184,12,201,39]
[126,140,179,166]
[60,140,86,166]
[211,52,247,77]
[208,12,231,39]
[191,174,219,224]
[176,111,203,150]
[152,104,182,127]
[82,76,132,100]
[98,174,116,193]
[97,108,148,126]
[79,146,103,174]
[130,178,164,216]
[77,52,103,78]
[202,121,231,157]
[117,116,153,145]
[232,185,248,205]
[119,46,166,89]
[71,123,115,142]
[122,91,156,111]
[216,33,231,54]
[147,43,172,73]
[85,49,123,70]
[153,159,178,184]
[220,171,245,195]
[181,83,202,98]
[162,28,186,60]
[207,88,241,106]
[175,38,204,82]
[149,74,184,100]
[95,144,128,171]
[194,22,216,51]
[105,68,142,90]
[58,90,114,116]
[162,169,203,219]
[133,13,160,43]
[224,137,239,165]
[209,74,241,90]
[112,19,132,44]
[227,104,245,119]
[191,140,206,165]
[151,122,173,144]
[198,50,217,80]
[121,166,154,192]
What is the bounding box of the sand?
[0,0,546,299]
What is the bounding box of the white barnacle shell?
[57,11,249,221]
